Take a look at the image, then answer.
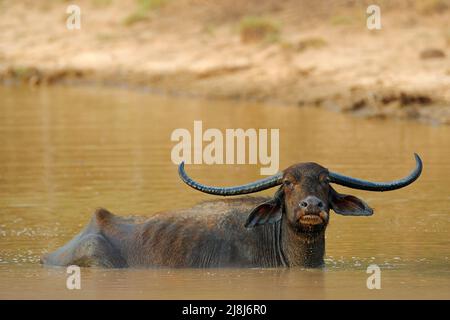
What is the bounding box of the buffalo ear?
[245,188,284,228]
[329,186,373,216]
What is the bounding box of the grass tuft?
[123,0,170,26]
[239,16,280,44]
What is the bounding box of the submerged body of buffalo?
[42,197,315,268]
[42,156,422,269]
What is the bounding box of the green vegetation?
[123,11,149,26]
[96,33,116,42]
[93,0,113,7]
[239,16,280,44]
[329,15,354,26]
[203,24,216,37]
[139,0,170,11]
[123,0,171,26]
[11,66,30,77]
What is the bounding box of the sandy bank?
[0,0,449,124]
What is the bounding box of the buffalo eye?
[320,174,330,185]
[283,180,293,188]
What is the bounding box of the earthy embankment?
[0,0,449,124]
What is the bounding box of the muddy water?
[0,86,449,299]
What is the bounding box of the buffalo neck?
[279,218,325,268]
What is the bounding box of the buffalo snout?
[295,196,329,231]
[299,196,325,215]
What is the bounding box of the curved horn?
[329,153,423,191]
[178,162,283,196]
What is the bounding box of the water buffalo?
[41,154,422,268]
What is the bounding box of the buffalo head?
[178,154,422,235]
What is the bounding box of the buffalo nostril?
[300,201,308,208]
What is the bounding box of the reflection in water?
[0,86,449,299]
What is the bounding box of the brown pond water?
[0,86,449,299]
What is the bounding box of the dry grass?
[296,37,328,51]
[239,16,280,43]
[446,29,450,46]
[329,14,355,26]
[93,0,113,7]
[123,0,171,26]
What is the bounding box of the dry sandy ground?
[0,0,449,124]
